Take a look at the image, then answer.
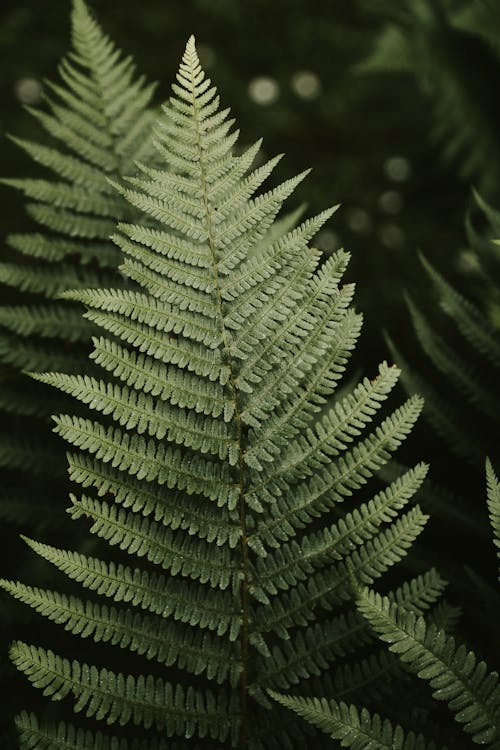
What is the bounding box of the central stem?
[190,83,251,749]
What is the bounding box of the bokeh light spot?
[378,222,405,249]
[378,190,403,215]
[248,76,280,106]
[384,156,411,182]
[14,77,42,105]
[346,208,372,235]
[317,229,341,252]
[291,70,321,100]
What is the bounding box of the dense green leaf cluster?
[388,242,500,469]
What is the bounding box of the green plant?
[273,460,500,748]
[0,0,156,531]
[383,192,500,552]
[486,458,500,581]
[0,31,436,750]
[269,692,439,749]
[0,3,159,742]
[382,195,500,660]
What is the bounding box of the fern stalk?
[193,62,253,741]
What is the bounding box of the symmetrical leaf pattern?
[3,30,431,750]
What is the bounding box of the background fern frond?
[15,711,200,750]
[486,458,500,579]
[0,0,157,525]
[360,0,500,197]
[0,0,159,737]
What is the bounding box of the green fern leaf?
[15,711,199,750]
[385,334,486,466]
[486,459,500,578]
[268,693,440,750]
[3,32,433,748]
[11,642,236,741]
[257,569,446,692]
[356,587,500,744]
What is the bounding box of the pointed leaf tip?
[72,0,88,16]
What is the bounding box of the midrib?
[189,73,251,750]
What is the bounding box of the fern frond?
[66,493,236,589]
[256,507,429,637]
[89,336,232,419]
[0,334,90,374]
[269,693,440,750]
[379,459,487,537]
[11,642,236,742]
[6,32,432,748]
[314,649,408,705]
[0,306,95,343]
[0,434,64,476]
[36,373,235,462]
[0,262,109,297]
[385,335,486,465]
[428,601,462,633]
[361,3,500,193]
[1,581,238,685]
[251,396,423,547]
[406,294,500,418]
[256,569,446,692]
[20,537,241,639]
[52,415,238,507]
[420,254,500,367]
[65,452,240,547]
[252,463,429,598]
[0,0,158,533]
[486,459,500,577]
[15,711,198,750]
[7,233,120,268]
[356,587,500,745]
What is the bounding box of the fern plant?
[0,0,157,532]
[0,34,438,750]
[273,461,500,748]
